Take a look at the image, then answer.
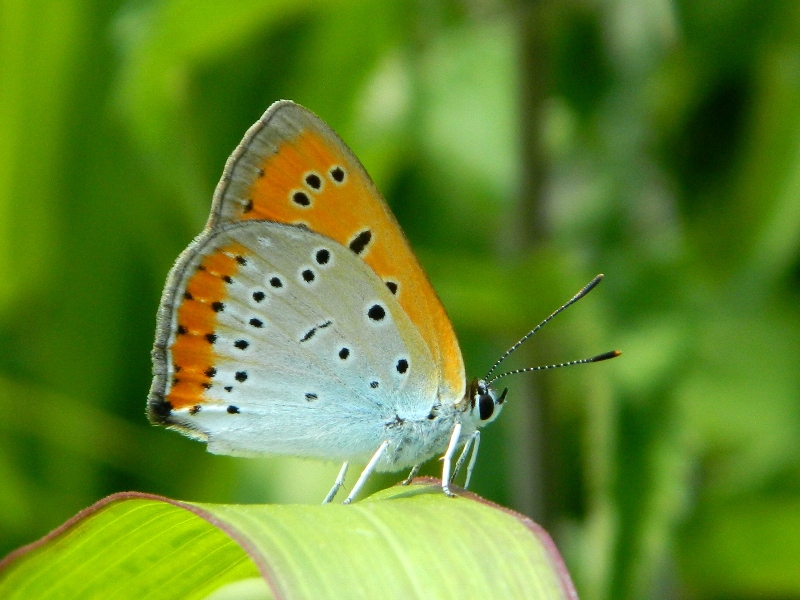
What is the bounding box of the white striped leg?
[343,441,389,505]
[441,423,462,497]
[322,461,349,504]
[452,430,480,487]
[401,464,421,485]
[463,431,481,489]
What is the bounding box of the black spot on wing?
[292,191,311,207]
[149,396,173,423]
[330,166,345,182]
[305,173,322,190]
[368,304,386,321]
[315,249,330,265]
[349,230,372,254]
[301,321,331,343]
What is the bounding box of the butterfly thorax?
[372,403,461,471]
[381,377,507,471]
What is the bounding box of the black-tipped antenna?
[484,274,606,380]
[486,350,621,386]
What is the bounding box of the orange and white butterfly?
[148,101,617,503]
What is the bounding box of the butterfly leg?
[322,461,349,504]
[463,431,481,490]
[441,423,463,497]
[451,430,480,484]
[342,441,389,505]
[401,464,421,485]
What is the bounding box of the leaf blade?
[1,484,576,600]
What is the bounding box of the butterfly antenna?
[486,350,621,386]
[484,274,606,381]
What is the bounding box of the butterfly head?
[467,378,508,427]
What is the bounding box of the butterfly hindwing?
[208,101,466,402]
[150,220,438,461]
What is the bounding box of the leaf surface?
[0,480,576,600]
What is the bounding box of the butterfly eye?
[478,394,494,421]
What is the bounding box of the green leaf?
[0,481,576,599]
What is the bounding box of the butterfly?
[148,100,619,504]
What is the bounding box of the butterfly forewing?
[208,102,466,402]
[150,220,438,461]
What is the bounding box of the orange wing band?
[167,242,249,410]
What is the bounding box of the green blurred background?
[2,0,799,598]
